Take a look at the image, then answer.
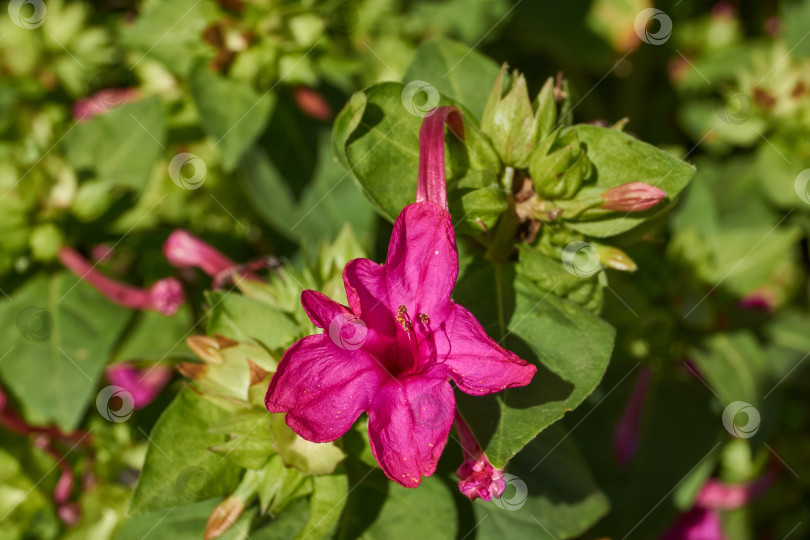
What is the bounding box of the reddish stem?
[416,106,465,210]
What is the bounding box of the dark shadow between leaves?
[456,335,575,454]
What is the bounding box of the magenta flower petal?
[266,335,386,442]
[436,303,536,395]
[301,289,353,329]
[383,203,458,320]
[368,378,455,488]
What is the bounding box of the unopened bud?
[601,182,666,212]
[204,496,245,540]
[595,245,637,272]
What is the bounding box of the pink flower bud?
[58,246,185,315]
[106,362,173,409]
[293,86,332,121]
[73,88,138,122]
[601,182,666,212]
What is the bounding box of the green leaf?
[270,415,346,475]
[129,388,242,514]
[689,331,768,407]
[402,36,500,119]
[205,290,299,349]
[294,472,349,540]
[454,261,615,467]
[65,97,165,196]
[112,308,195,363]
[240,131,376,245]
[332,82,504,232]
[338,471,457,540]
[0,272,131,431]
[115,500,256,540]
[564,125,696,237]
[190,64,276,171]
[121,0,217,76]
[467,425,609,540]
[209,409,275,470]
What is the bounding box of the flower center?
[390,305,432,378]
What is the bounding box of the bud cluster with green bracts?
[333,40,696,312]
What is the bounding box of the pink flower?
[59,246,185,316]
[454,412,505,501]
[601,182,666,212]
[163,229,261,288]
[661,506,725,540]
[265,107,536,488]
[662,471,776,539]
[73,88,138,122]
[695,472,776,511]
[106,362,173,409]
[613,366,652,466]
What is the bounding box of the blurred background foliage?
[1,0,810,538]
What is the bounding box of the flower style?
[265,106,536,487]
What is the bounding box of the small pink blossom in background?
[58,246,185,316]
[73,88,138,122]
[601,182,666,212]
[265,106,536,488]
[739,288,777,312]
[613,366,652,467]
[106,362,173,409]
[661,506,725,540]
[293,86,332,120]
[662,471,776,539]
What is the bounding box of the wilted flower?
[59,246,185,316]
[163,229,262,288]
[454,412,505,501]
